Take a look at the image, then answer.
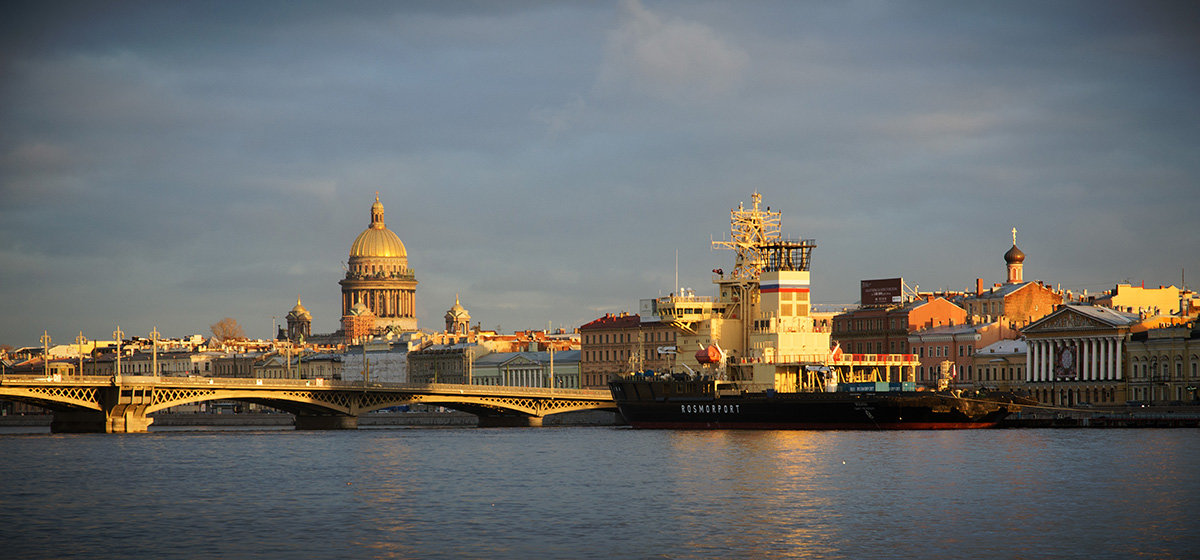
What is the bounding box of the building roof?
[976,339,1027,355]
[1066,304,1139,325]
[967,280,1053,301]
[474,350,581,366]
[910,323,990,338]
[580,313,641,330]
[1024,304,1140,333]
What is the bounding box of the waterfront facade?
[579,312,677,389]
[408,345,479,384]
[1125,323,1200,404]
[471,350,581,389]
[341,338,415,383]
[339,194,418,335]
[971,339,1028,391]
[1022,304,1138,406]
[907,322,1005,385]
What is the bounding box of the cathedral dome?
[349,194,408,259]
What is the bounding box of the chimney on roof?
[976,278,983,295]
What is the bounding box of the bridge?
[0,375,617,433]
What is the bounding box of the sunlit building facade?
[1022,304,1138,406]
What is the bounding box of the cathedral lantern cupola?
[286,296,312,343]
[445,296,471,335]
[338,193,419,338]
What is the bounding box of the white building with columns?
[1021,304,1139,406]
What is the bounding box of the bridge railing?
[0,374,612,399]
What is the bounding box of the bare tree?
[210,317,246,342]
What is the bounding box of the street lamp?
[113,326,125,384]
[150,326,161,377]
[75,331,88,379]
[40,330,52,379]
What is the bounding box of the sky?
[2,1,1198,347]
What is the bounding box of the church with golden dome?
[338,194,419,335]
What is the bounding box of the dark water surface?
[1,427,1197,559]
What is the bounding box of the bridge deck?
[0,375,616,432]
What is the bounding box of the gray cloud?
[2,1,1198,346]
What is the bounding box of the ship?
[608,192,1030,429]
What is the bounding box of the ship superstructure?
[653,192,918,391]
[612,193,1029,429]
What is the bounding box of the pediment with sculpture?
[1024,308,1115,334]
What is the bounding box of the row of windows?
[1128,385,1192,402]
[843,341,909,354]
[1032,387,1117,405]
[582,349,674,363]
[835,318,899,332]
[1128,358,1199,380]
[914,345,975,358]
[968,301,1003,316]
[582,331,675,345]
[976,365,1022,382]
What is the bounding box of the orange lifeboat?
[695,345,722,364]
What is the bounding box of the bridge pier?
[49,409,155,433]
[47,385,156,433]
[477,415,543,428]
[295,414,359,430]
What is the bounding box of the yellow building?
[339,194,418,334]
[1092,283,1183,317]
[1126,323,1199,404]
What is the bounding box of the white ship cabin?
[655,289,725,323]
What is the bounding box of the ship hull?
[610,380,1018,430]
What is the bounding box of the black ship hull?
[610,379,1023,430]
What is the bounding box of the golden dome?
[349,194,407,259]
[446,295,470,319]
[289,297,312,321]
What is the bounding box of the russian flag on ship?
[759,278,810,294]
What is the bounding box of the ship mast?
[712,192,782,280]
[708,192,778,369]
[710,192,817,381]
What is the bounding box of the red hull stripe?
[629,421,999,430]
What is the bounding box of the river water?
[1,427,1197,559]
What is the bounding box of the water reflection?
[1,428,1197,559]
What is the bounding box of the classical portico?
[1022,304,1138,406]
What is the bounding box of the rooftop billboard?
[861,278,903,306]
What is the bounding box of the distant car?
[1125,401,1147,408]
[1076,402,1093,408]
